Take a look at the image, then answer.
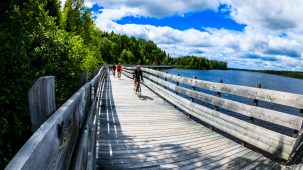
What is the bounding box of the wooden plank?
[97,135,225,159]
[200,149,252,169]
[241,156,270,170]
[161,145,246,169]
[221,151,262,169]
[145,72,303,130]
[96,127,206,137]
[97,139,239,168]
[141,67,303,109]
[97,135,226,153]
[97,136,229,159]
[97,131,219,146]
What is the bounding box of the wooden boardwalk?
[95,73,282,169]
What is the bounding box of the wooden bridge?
[5,66,303,169]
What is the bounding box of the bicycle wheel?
[136,84,141,96]
[138,86,141,96]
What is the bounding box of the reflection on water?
[163,68,303,136]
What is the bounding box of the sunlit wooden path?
[95,73,281,169]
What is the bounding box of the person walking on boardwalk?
[117,63,123,78]
[112,64,116,76]
[133,65,144,90]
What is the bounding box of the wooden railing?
[5,67,107,170]
[124,67,303,164]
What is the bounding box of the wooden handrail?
[123,67,303,163]
[124,67,303,129]
[144,73,302,130]
[141,68,303,109]
[5,67,107,170]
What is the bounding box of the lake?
[164,68,303,95]
[162,68,303,136]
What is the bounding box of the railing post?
[28,76,56,132]
[191,75,197,102]
[293,109,303,137]
[164,71,168,89]
[80,71,88,87]
[156,69,160,85]
[176,73,180,95]
[214,79,223,111]
[251,83,261,123]
[91,84,95,102]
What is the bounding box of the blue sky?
[116,7,246,31]
[81,0,303,71]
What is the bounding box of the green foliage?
[0,0,100,168]
[96,33,168,65]
[170,56,227,70]
[120,49,134,63]
[44,0,61,24]
[61,0,84,32]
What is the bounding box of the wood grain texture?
[28,76,56,132]
[95,72,277,169]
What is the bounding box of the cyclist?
[112,64,116,76]
[117,63,123,78]
[133,65,143,91]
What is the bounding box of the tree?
[44,0,61,24]
[120,49,134,63]
[61,0,84,32]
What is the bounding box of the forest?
[259,70,303,80]
[0,0,227,168]
[229,68,303,80]
[171,56,227,70]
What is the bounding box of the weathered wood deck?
[95,73,282,169]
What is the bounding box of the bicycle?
[134,80,142,96]
[117,70,122,78]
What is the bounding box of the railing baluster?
[164,71,168,89]
[156,69,160,85]
[251,83,261,124]
[176,73,180,95]
[191,75,197,102]
[214,79,223,111]
[293,109,303,137]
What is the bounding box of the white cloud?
[88,0,303,70]
[88,0,219,20]
[225,0,303,32]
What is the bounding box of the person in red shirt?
[116,63,123,78]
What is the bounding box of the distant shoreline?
[228,68,303,80]
[159,66,303,80]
